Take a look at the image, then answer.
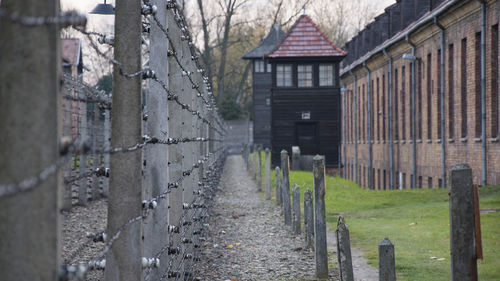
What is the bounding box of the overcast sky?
[62,0,396,33]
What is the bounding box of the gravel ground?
[196,155,340,281]
[62,198,107,280]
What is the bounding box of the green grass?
[250,152,500,280]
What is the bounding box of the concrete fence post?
[257,145,262,191]
[102,109,111,197]
[91,106,101,200]
[304,189,314,250]
[253,145,257,180]
[142,0,169,277]
[166,10,184,278]
[292,146,301,170]
[0,0,61,278]
[265,148,271,200]
[275,167,282,205]
[449,164,477,281]
[78,100,88,206]
[62,97,73,211]
[281,150,292,226]
[104,0,143,280]
[336,218,354,281]
[313,155,328,279]
[378,238,396,281]
[292,184,301,234]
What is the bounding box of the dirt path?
[196,155,339,280]
[326,229,378,281]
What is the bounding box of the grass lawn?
[251,152,500,280]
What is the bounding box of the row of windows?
[344,163,444,189]
[344,24,499,143]
[276,63,337,87]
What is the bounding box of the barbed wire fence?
[0,1,227,281]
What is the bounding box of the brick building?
[340,0,500,189]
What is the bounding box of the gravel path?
[196,155,340,281]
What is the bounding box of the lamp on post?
[90,0,115,15]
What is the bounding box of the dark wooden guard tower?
[268,14,346,168]
[243,24,286,148]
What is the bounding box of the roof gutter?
[340,0,460,76]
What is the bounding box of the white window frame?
[319,64,335,86]
[298,64,313,87]
[276,64,292,87]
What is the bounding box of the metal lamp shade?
[90,3,115,15]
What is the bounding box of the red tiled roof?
[268,14,347,58]
[61,38,81,66]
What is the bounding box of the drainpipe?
[349,70,358,184]
[480,0,487,186]
[434,17,446,188]
[341,82,347,178]
[383,49,394,190]
[405,35,417,189]
[363,62,373,190]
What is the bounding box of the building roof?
[268,14,347,58]
[243,24,286,59]
[61,38,81,66]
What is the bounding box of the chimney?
[376,13,390,43]
[416,0,431,18]
[431,0,446,10]
[400,0,416,30]
[387,2,401,38]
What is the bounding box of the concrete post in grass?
[449,164,477,281]
[275,167,282,205]
[292,184,301,234]
[378,238,396,281]
[292,146,301,170]
[336,218,354,281]
[265,148,271,200]
[313,155,328,278]
[304,188,314,250]
[281,150,291,226]
[253,145,257,180]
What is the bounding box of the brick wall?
[340,0,500,189]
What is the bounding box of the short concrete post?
[292,184,301,234]
[253,145,257,180]
[304,189,314,250]
[257,145,262,191]
[265,148,271,200]
[313,155,328,279]
[281,150,292,226]
[336,218,354,281]
[449,164,477,281]
[275,167,282,205]
[378,238,396,281]
[292,146,301,170]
